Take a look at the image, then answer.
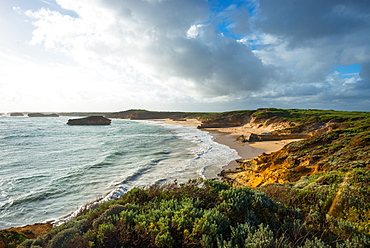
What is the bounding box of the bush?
[16,179,370,247]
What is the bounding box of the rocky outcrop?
[28,113,59,117]
[10,112,24,116]
[236,134,250,143]
[248,133,309,141]
[198,111,254,128]
[67,116,111,125]
[236,133,308,142]
[221,126,370,188]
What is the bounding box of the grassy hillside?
[251,108,370,122]
[222,115,370,185]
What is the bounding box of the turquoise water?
[0,116,239,229]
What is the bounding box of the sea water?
[0,116,239,229]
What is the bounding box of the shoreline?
[0,118,298,233]
[156,118,301,172]
[205,130,265,170]
[204,130,301,171]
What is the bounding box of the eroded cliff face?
[198,112,253,128]
[222,127,370,188]
[247,113,296,130]
[198,110,300,130]
[221,149,318,187]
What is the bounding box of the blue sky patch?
[209,0,256,40]
[332,63,361,78]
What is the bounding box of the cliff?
[67,116,111,125]
[222,118,370,187]
[197,110,254,128]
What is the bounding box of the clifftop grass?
[251,108,370,123]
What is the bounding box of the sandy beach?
[156,118,301,170]
[155,118,202,127]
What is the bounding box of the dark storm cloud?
[257,0,370,47]
[249,0,370,109]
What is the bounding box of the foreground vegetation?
[11,177,368,248]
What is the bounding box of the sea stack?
[67,116,111,125]
[10,112,24,116]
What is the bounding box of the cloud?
[7,0,370,111]
[257,0,370,46]
[23,0,275,103]
[248,0,370,107]
[256,0,370,67]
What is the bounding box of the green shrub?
[16,179,370,247]
[48,228,79,248]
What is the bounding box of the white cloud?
[2,0,370,112]
[186,24,203,39]
[22,0,272,102]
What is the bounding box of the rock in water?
[28,113,59,117]
[10,112,24,116]
[67,116,111,125]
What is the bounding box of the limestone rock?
[248,133,309,141]
[67,116,111,125]
[236,135,248,143]
[10,113,24,116]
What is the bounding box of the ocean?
[0,116,239,229]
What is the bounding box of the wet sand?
[155,118,301,171]
[206,130,266,170]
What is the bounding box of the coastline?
[206,130,265,170]
[157,118,301,171]
[0,117,298,235]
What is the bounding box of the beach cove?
[158,118,301,171]
[0,115,297,232]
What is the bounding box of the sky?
[1,0,370,113]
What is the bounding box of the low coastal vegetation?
[222,112,370,186]
[2,108,370,247]
[14,179,370,247]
